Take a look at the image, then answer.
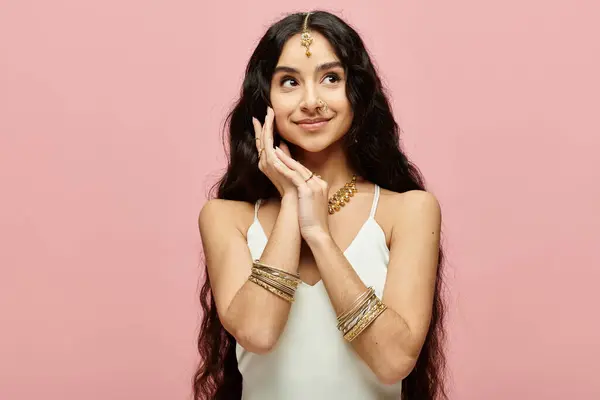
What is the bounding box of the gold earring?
[300,13,313,57]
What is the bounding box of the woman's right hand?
[253,107,297,199]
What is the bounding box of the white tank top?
[237,185,402,399]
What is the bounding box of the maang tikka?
[300,12,313,57]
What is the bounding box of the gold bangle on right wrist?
[248,275,295,303]
[248,260,301,303]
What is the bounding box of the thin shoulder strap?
[254,199,262,221]
[369,185,380,219]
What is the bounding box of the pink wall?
[1,1,598,399]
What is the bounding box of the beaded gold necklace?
[328,175,358,215]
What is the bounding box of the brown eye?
[323,73,341,84]
[280,77,298,88]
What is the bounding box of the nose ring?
[317,99,328,113]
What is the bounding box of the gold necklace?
[328,175,358,214]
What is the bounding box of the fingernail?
[275,146,281,152]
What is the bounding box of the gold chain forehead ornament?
[300,12,313,57]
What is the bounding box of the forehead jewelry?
[300,12,313,57]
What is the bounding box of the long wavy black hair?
[194,10,448,400]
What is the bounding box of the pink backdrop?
[1,1,599,399]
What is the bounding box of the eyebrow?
[273,61,344,75]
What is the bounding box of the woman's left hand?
[273,145,330,242]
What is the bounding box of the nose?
[299,85,319,113]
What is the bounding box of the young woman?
[194,10,447,400]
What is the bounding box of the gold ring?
[255,138,261,142]
[304,172,314,182]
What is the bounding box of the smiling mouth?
[295,118,332,130]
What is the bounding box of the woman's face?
[270,31,353,153]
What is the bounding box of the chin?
[297,142,330,153]
[286,134,341,153]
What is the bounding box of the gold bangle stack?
[248,260,302,303]
[337,287,388,342]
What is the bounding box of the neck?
[292,142,356,192]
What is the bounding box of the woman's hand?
[272,147,331,242]
[252,107,297,199]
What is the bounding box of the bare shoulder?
[198,198,256,237]
[378,189,441,232]
[395,190,440,215]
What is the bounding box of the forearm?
[226,196,301,353]
[307,234,417,383]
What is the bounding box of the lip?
[295,117,332,130]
